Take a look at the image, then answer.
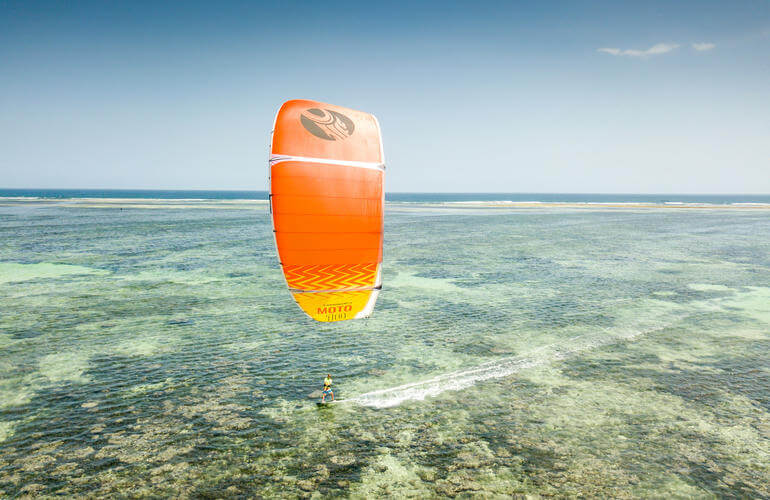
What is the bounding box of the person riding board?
[322,373,334,402]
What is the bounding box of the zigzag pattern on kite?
[283,263,378,291]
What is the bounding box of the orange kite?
[269,100,385,322]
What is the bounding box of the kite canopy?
[269,99,384,322]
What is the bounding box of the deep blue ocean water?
[1,188,769,204]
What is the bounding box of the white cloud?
[692,42,716,51]
[598,43,680,57]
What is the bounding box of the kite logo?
[300,108,355,141]
[317,305,353,314]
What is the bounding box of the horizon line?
[2,188,770,196]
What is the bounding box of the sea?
[2,188,770,205]
[1,190,769,497]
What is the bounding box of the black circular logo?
[300,108,355,141]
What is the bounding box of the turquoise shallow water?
[1,199,769,497]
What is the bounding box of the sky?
[1,0,768,193]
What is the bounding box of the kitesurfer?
[322,373,334,402]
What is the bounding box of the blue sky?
[1,0,768,193]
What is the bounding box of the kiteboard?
[316,400,339,407]
[269,100,385,322]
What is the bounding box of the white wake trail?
[351,313,679,409]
